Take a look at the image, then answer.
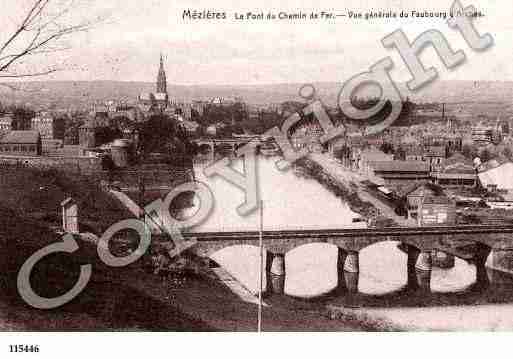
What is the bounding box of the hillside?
[2,80,513,110]
[0,167,133,235]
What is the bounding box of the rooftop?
[423,195,453,205]
[444,153,472,167]
[138,93,154,101]
[154,92,168,101]
[368,161,430,173]
[0,130,40,144]
[405,146,424,156]
[0,115,13,124]
[424,146,445,157]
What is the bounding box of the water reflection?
[208,240,496,306]
[192,157,364,232]
[359,242,407,295]
[431,258,476,293]
[284,243,338,298]
[190,157,513,329]
[210,245,268,295]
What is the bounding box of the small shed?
[61,197,79,234]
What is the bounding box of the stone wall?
[0,155,102,174]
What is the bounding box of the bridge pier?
[406,247,432,292]
[343,251,359,293]
[268,253,285,294]
[415,251,432,292]
[415,270,431,292]
[336,248,347,293]
[336,249,359,293]
[486,248,513,275]
[406,245,420,290]
[344,272,359,294]
[415,251,432,272]
[211,141,216,161]
[344,251,359,273]
[472,244,491,287]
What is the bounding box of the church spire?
[157,53,167,94]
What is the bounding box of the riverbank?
[0,200,400,331]
[294,157,376,219]
[307,153,417,227]
[5,162,513,331]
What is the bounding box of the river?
[190,155,513,330]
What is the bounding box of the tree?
[136,116,196,169]
[479,148,493,163]
[461,143,478,160]
[380,142,395,154]
[137,115,177,156]
[7,105,35,130]
[394,146,406,161]
[502,146,513,160]
[95,126,122,147]
[0,0,103,81]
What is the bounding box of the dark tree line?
[135,114,196,166]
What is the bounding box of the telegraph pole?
[258,200,264,332]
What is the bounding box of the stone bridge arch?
[185,227,510,295]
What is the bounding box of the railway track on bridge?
[184,225,513,242]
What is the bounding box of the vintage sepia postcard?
[1,0,513,356]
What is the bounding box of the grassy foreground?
[0,167,395,331]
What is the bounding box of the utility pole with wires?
[258,199,264,332]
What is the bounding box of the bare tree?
[0,0,103,82]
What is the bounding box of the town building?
[423,146,446,169]
[432,153,477,187]
[0,114,13,136]
[442,133,463,152]
[290,120,324,153]
[418,195,456,226]
[191,100,209,118]
[138,54,169,113]
[472,124,494,144]
[78,121,97,149]
[0,130,42,156]
[89,105,110,127]
[403,145,446,171]
[368,161,431,185]
[31,112,64,140]
[405,146,424,162]
[357,148,394,174]
[400,182,456,226]
[178,118,200,135]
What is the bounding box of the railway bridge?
[192,137,260,158]
[179,225,513,294]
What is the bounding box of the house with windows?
[423,146,446,170]
[0,130,41,156]
[358,148,394,174]
[398,182,456,226]
[0,114,13,137]
[31,112,64,140]
[432,153,477,187]
[405,146,424,162]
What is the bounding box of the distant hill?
[1,80,513,110]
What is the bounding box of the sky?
[1,0,512,85]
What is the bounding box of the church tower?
[156,54,167,94]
